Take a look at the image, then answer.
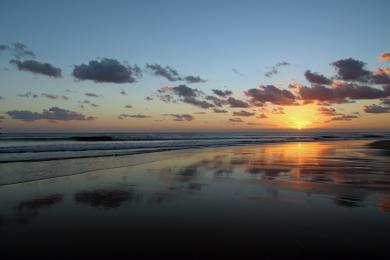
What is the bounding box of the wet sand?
[0,140,390,259]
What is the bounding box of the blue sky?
[1,0,390,131]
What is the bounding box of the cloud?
[157,84,214,109]
[370,68,390,84]
[257,113,268,119]
[10,60,62,78]
[120,90,127,95]
[18,91,38,98]
[378,53,390,61]
[226,97,249,108]
[146,64,181,81]
[162,114,194,122]
[264,61,290,77]
[245,85,296,106]
[380,97,390,105]
[6,107,95,121]
[212,89,233,97]
[145,96,153,101]
[0,42,35,59]
[41,93,68,100]
[304,70,332,85]
[118,114,151,119]
[364,104,390,113]
[205,95,226,107]
[232,110,255,117]
[183,75,207,84]
[213,108,228,113]
[73,58,141,83]
[331,58,370,82]
[271,107,285,114]
[325,114,359,122]
[85,92,99,98]
[229,118,243,123]
[317,107,342,116]
[0,96,4,100]
[292,82,390,104]
[183,97,215,109]
[232,68,243,76]
[124,105,133,109]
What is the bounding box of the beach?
[0,139,390,259]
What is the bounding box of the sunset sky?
[1,0,390,132]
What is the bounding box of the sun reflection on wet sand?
[0,140,390,258]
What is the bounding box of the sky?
[0,0,390,132]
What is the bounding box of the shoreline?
[0,139,385,187]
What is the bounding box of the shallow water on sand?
[0,140,389,259]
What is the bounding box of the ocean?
[1,131,389,163]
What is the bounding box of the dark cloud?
[85,92,99,98]
[381,97,390,105]
[145,96,153,101]
[317,107,342,116]
[226,97,249,108]
[146,64,206,84]
[245,85,296,106]
[247,122,261,126]
[146,64,181,81]
[73,58,141,83]
[10,60,62,78]
[325,115,359,122]
[378,53,390,61]
[213,108,228,113]
[120,90,127,95]
[0,42,35,59]
[212,89,233,97]
[229,118,243,123]
[292,82,390,104]
[232,110,255,117]
[370,68,390,84]
[304,70,332,85]
[205,95,226,107]
[7,107,95,121]
[271,107,285,114]
[118,114,151,119]
[183,75,207,84]
[41,93,68,100]
[257,113,268,119]
[18,91,38,98]
[162,114,194,122]
[264,61,290,77]
[331,58,370,82]
[183,97,215,109]
[0,96,4,100]
[157,85,214,109]
[124,105,133,109]
[364,104,390,113]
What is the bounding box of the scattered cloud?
[162,114,194,121]
[257,113,268,119]
[364,104,390,113]
[0,42,35,59]
[124,105,133,109]
[212,89,233,97]
[146,64,206,84]
[73,58,141,83]
[85,92,99,98]
[10,60,62,78]
[229,118,243,123]
[41,93,68,100]
[331,58,370,82]
[213,108,228,113]
[232,110,255,117]
[145,96,153,101]
[271,107,285,114]
[264,61,290,77]
[304,70,332,85]
[317,107,342,116]
[226,97,249,108]
[325,114,359,122]
[6,107,95,121]
[378,53,390,61]
[245,85,296,106]
[18,91,38,98]
[118,114,151,119]
[120,90,127,95]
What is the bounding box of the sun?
[293,120,311,130]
